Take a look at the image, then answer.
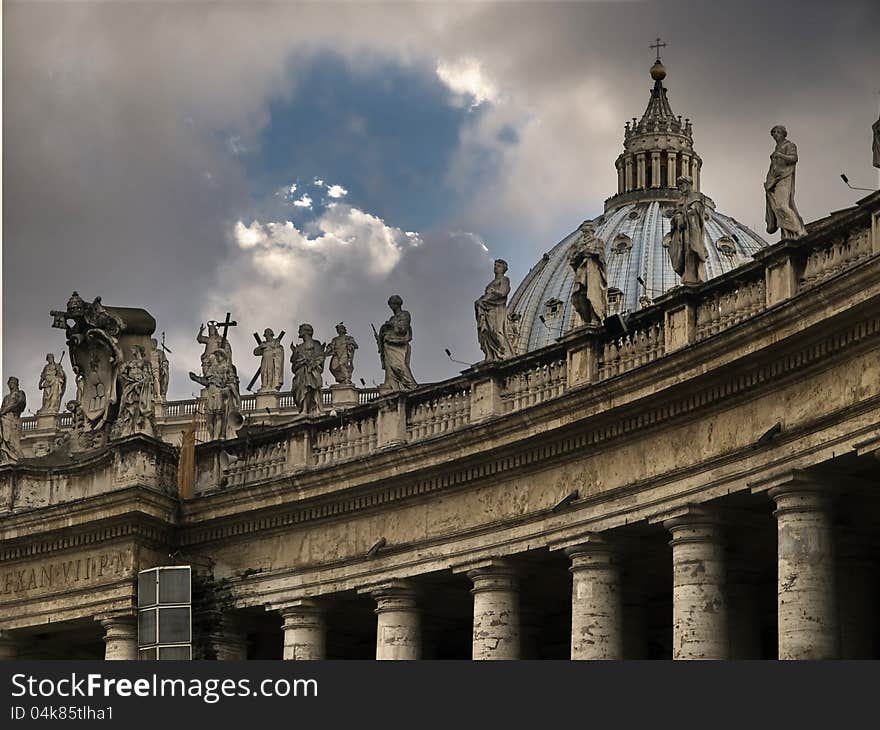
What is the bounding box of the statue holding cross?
[197,312,237,377]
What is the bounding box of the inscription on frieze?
[0,547,133,601]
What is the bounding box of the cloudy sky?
[4,0,878,405]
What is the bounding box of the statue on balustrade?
[111,344,156,439]
[568,222,607,327]
[197,321,233,377]
[475,259,515,362]
[253,328,285,393]
[0,377,27,465]
[37,353,67,415]
[669,175,708,285]
[328,323,358,385]
[149,338,170,401]
[188,349,242,441]
[765,125,807,240]
[375,295,418,394]
[291,324,326,415]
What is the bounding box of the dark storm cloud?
[4,1,878,403]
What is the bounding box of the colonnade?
[274,480,857,661]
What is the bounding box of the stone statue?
[475,259,515,361]
[376,295,418,394]
[0,377,27,464]
[291,324,326,415]
[37,353,67,415]
[873,113,880,169]
[149,338,170,401]
[197,321,232,376]
[189,349,242,441]
[669,175,708,285]
[765,125,807,239]
[328,323,358,385]
[253,328,285,393]
[112,345,156,438]
[568,222,607,326]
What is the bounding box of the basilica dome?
[508,57,768,355]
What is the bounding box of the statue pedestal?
[329,384,358,410]
[255,390,281,413]
[35,413,58,432]
[559,324,603,389]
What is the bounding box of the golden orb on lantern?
[650,60,666,81]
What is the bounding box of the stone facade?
[2,190,879,659]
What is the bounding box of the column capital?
[454,558,518,593]
[359,580,419,614]
[275,598,324,619]
[95,612,137,633]
[652,504,724,535]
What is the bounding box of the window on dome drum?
[607,288,623,312]
[544,298,563,317]
[613,234,633,253]
[716,236,737,256]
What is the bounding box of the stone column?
[625,157,634,191]
[467,561,520,660]
[99,615,138,661]
[650,152,661,188]
[0,631,17,660]
[692,158,701,191]
[681,153,691,179]
[369,581,420,660]
[771,484,838,660]
[667,151,677,188]
[664,507,728,660]
[279,600,325,660]
[636,153,646,189]
[566,539,622,660]
[617,161,625,194]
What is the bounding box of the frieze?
[0,546,133,602]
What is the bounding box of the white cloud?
[327,184,348,199]
[313,178,325,187]
[210,204,494,390]
[293,193,313,208]
[436,58,499,108]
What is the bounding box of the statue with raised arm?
[0,377,27,464]
[112,345,156,438]
[37,353,67,415]
[475,259,515,361]
[197,321,232,376]
[568,222,607,327]
[669,175,708,285]
[189,349,242,441]
[765,125,807,240]
[291,324,326,415]
[253,328,285,393]
[377,295,417,394]
[328,323,358,385]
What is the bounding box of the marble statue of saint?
[873,113,880,169]
[475,259,515,362]
[149,338,170,401]
[291,324,326,415]
[113,345,155,438]
[197,322,232,376]
[669,175,708,285]
[765,125,807,240]
[568,222,608,326]
[0,377,27,464]
[376,295,418,394]
[328,323,358,385]
[189,349,242,441]
[253,328,285,393]
[37,353,67,415]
